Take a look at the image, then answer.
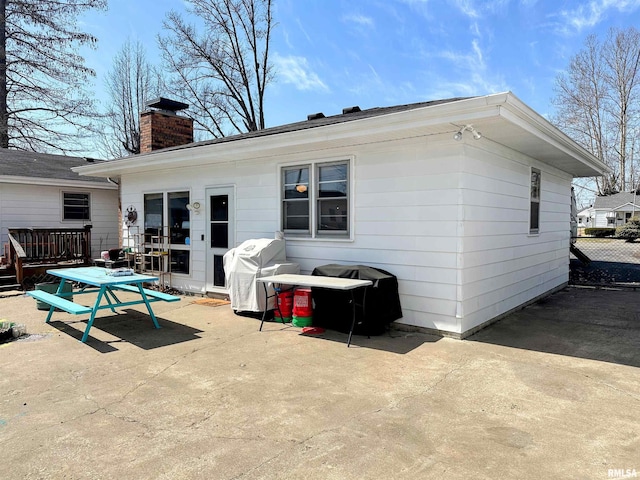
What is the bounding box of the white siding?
[0,182,119,258]
[117,133,573,336]
[458,144,572,333]
[594,210,610,228]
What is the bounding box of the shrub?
[584,227,616,237]
[615,217,640,242]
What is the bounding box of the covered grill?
[311,264,402,335]
[223,238,299,313]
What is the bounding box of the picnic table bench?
[27,267,181,343]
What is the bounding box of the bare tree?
[0,0,106,153]
[553,27,640,195]
[158,0,274,139]
[100,40,162,158]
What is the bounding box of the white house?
[74,92,608,338]
[0,150,120,259]
[576,206,593,233]
[592,192,640,228]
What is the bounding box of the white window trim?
[529,167,541,235]
[280,156,354,241]
[142,189,193,276]
[61,191,91,222]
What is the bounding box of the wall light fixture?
[454,125,482,141]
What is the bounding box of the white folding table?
[256,274,372,346]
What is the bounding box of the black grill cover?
[310,264,402,335]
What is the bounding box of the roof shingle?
[593,192,640,209]
[0,150,111,183]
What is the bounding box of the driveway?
[0,287,638,479]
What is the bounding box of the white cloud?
[557,0,640,34]
[295,18,313,44]
[342,14,375,27]
[344,69,418,105]
[452,0,480,18]
[450,0,510,18]
[273,54,330,92]
[434,38,509,96]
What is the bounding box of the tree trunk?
[0,0,7,148]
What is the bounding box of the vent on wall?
[307,112,325,120]
[342,106,361,114]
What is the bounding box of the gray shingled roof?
[593,192,640,209]
[0,149,111,183]
[139,97,473,156]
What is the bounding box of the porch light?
[186,202,201,215]
[454,124,482,141]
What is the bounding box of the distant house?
[75,92,608,338]
[0,150,119,259]
[576,206,594,233]
[592,192,640,228]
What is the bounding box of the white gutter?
[492,92,610,175]
[0,175,118,189]
[73,91,609,178]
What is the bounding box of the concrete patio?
[0,286,638,479]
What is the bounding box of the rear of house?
[75,92,607,337]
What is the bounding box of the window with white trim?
[143,191,191,274]
[282,160,350,237]
[63,192,90,220]
[530,168,541,233]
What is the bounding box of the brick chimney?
[140,98,194,153]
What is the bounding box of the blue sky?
[80,0,640,137]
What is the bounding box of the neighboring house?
[576,206,593,233]
[0,150,119,259]
[592,192,640,228]
[74,92,608,338]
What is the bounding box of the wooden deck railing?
[7,226,92,286]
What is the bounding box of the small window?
[282,166,310,233]
[282,160,349,237]
[530,168,540,233]
[317,163,348,232]
[63,192,90,220]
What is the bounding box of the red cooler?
[274,290,293,322]
[292,287,313,317]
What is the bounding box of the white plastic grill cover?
[223,238,299,312]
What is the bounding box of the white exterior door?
[205,186,235,292]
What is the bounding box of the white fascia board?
[496,92,610,177]
[73,97,506,178]
[611,202,640,211]
[0,175,118,189]
[73,91,602,178]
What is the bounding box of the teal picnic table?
[27,267,180,342]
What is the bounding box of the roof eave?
[0,175,118,189]
[495,92,610,178]
[73,92,610,179]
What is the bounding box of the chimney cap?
[146,97,189,112]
